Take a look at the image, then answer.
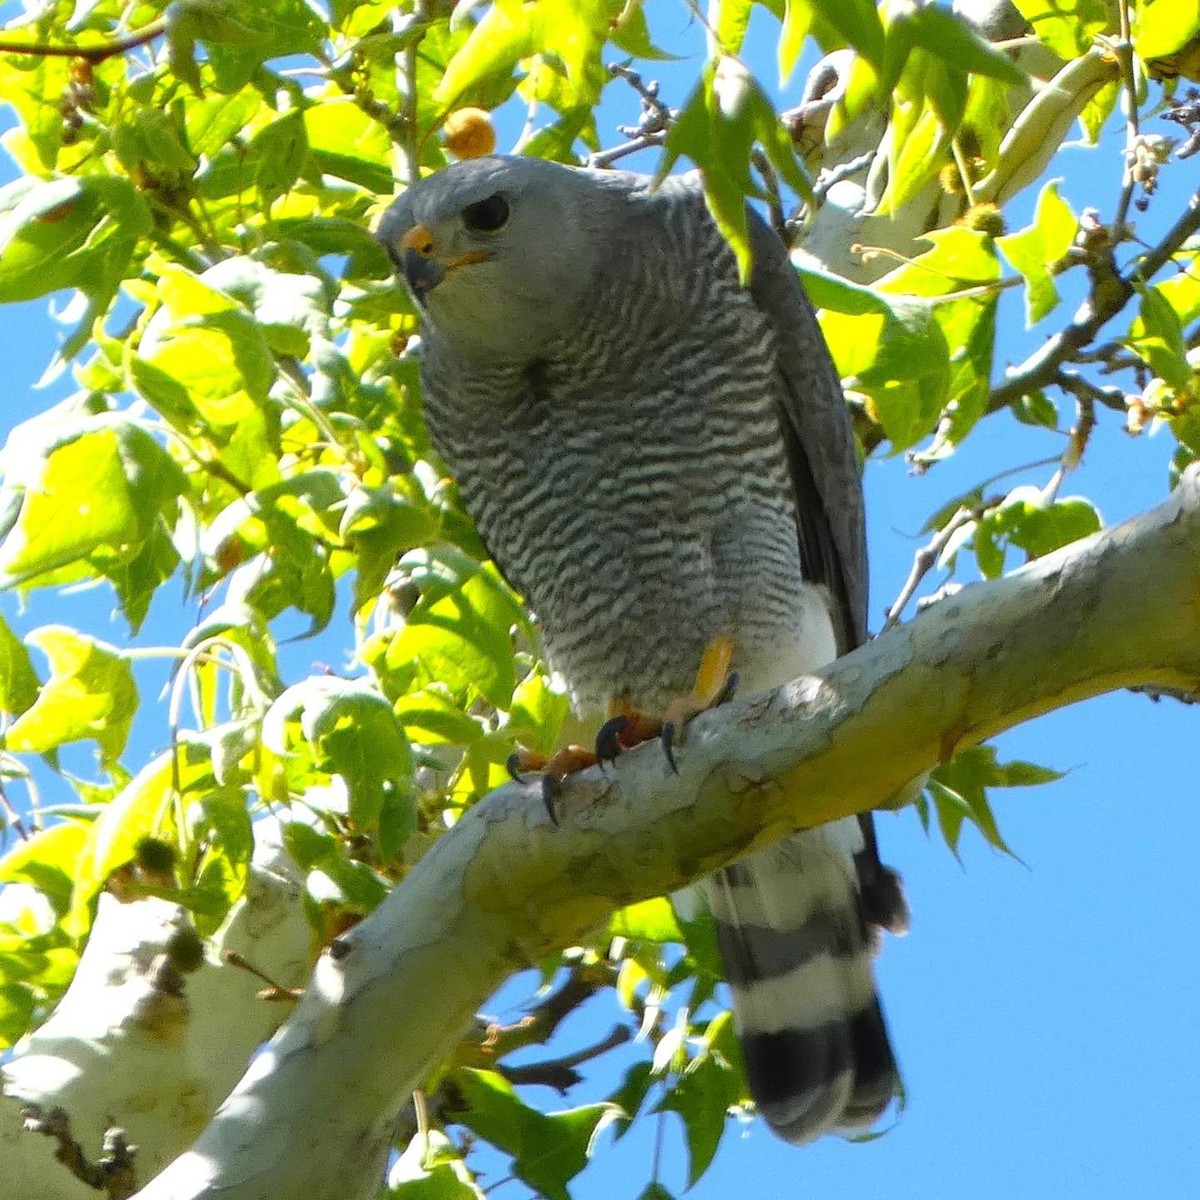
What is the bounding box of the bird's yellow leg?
[509,636,739,818]
[595,635,738,771]
[679,633,736,714]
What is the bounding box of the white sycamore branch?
[118,465,1200,1200]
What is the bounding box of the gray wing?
[746,209,908,932]
[746,210,868,653]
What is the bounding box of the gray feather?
[376,156,905,1145]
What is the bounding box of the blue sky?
[2,4,1199,1198]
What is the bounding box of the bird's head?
[376,155,618,361]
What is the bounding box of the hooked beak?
[398,224,491,300]
[401,246,447,298]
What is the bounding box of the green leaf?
[246,111,309,209]
[281,817,391,911]
[1131,0,1200,58]
[505,669,568,756]
[393,688,484,746]
[659,59,809,283]
[341,483,438,614]
[305,99,395,194]
[388,1128,483,1199]
[0,415,186,592]
[265,678,414,831]
[0,55,72,170]
[191,0,324,89]
[817,293,950,451]
[184,89,261,158]
[72,751,182,929]
[712,0,754,55]
[113,109,198,176]
[5,628,137,763]
[812,0,886,68]
[906,6,1027,86]
[658,60,754,282]
[975,488,1103,573]
[0,174,151,304]
[878,50,958,213]
[656,1048,740,1186]
[1012,390,1060,429]
[874,227,1001,445]
[608,3,680,61]
[1010,0,1112,58]
[0,984,35,1049]
[609,897,684,943]
[183,786,254,932]
[201,255,332,358]
[133,291,276,430]
[928,745,1062,858]
[437,0,538,109]
[636,1185,677,1200]
[779,0,814,84]
[452,1069,617,1200]
[0,612,39,717]
[438,0,609,114]
[996,180,1078,327]
[0,821,90,916]
[1128,285,1193,391]
[608,1061,654,1138]
[386,559,521,710]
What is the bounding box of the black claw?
[541,773,561,825]
[595,715,629,767]
[660,722,680,775]
[505,752,526,784]
[713,670,740,707]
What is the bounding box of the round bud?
[443,108,497,160]
[165,926,206,974]
[135,836,177,874]
[962,203,1006,238]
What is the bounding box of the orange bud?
[443,108,496,160]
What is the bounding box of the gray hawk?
[376,154,908,1145]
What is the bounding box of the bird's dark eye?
[462,194,510,234]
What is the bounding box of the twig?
[1042,390,1097,504]
[1110,3,1140,232]
[588,134,668,169]
[223,950,304,1001]
[589,64,676,170]
[881,505,982,632]
[951,137,978,207]
[609,64,674,133]
[480,965,608,1055]
[812,151,875,201]
[22,1107,139,1199]
[751,148,786,242]
[497,1025,631,1093]
[1055,368,1127,412]
[986,186,1200,413]
[0,19,166,63]
[401,2,426,184]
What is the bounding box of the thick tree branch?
[133,468,1200,1200]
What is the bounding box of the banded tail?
[702,817,908,1144]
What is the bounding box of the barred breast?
[419,186,831,714]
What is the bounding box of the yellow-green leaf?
[5,627,137,763]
